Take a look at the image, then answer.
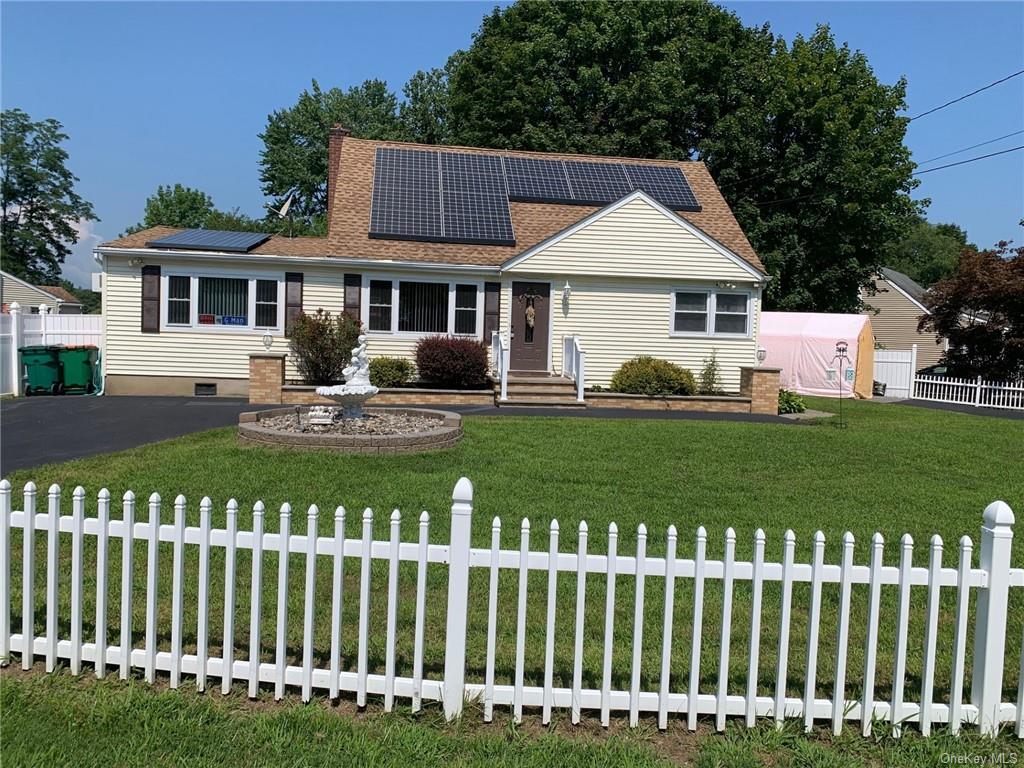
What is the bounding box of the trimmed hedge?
[414,336,489,389]
[610,356,696,396]
[369,357,415,388]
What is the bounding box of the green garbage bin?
[59,345,98,394]
[20,345,64,396]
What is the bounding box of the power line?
[912,145,1023,175]
[908,70,1024,121]
[915,129,1024,166]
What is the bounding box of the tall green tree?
[259,79,407,226]
[884,216,974,286]
[1,109,98,284]
[400,66,455,146]
[432,0,919,311]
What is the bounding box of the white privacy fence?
[1,478,1021,737]
[0,303,103,395]
[873,347,916,399]
[914,375,1024,411]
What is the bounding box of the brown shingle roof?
[101,138,763,274]
[38,286,82,304]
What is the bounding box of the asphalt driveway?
[1,396,272,474]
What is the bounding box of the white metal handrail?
[491,331,510,402]
[562,335,586,402]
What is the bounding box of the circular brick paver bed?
[238,406,463,454]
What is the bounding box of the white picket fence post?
[971,500,1015,735]
[9,303,23,396]
[443,476,473,720]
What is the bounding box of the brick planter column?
[249,353,286,404]
[740,366,781,415]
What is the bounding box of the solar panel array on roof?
[145,229,271,253]
[503,156,572,203]
[367,147,704,245]
[623,164,701,212]
[501,155,702,212]
[440,152,515,245]
[369,147,443,241]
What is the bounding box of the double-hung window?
[365,279,480,336]
[672,288,750,337]
[163,274,281,331]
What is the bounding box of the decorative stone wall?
[586,393,753,413]
[238,407,463,454]
[739,366,782,415]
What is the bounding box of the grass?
[2,397,1023,765]
[1,669,1021,767]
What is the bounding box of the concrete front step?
[505,374,574,386]
[503,387,580,398]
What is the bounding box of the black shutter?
[344,273,361,320]
[141,265,161,333]
[483,281,501,340]
[284,272,303,336]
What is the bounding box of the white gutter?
[94,247,503,275]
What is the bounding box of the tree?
[123,184,216,233]
[919,241,1024,380]
[884,216,974,286]
[1,108,98,284]
[259,79,407,226]
[57,279,101,314]
[400,66,455,145]
[432,1,919,311]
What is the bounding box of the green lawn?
[2,398,1023,765]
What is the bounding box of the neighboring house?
[860,267,946,368]
[1,270,84,314]
[94,129,769,397]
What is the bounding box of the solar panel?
[503,156,573,203]
[623,164,701,211]
[440,152,515,246]
[563,161,633,205]
[369,147,443,241]
[146,229,271,253]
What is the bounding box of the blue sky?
[2,1,1021,287]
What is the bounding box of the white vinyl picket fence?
[1,478,1021,737]
[873,346,917,399]
[0,303,103,395]
[914,374,1024,411]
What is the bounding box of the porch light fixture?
[756,347,767,366]
[262,332,273,351]
[128,257,145,267]
[562,281,572,301]
[717,281,737,290]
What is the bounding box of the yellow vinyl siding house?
[860,268,946,368]
[95,134,770,399]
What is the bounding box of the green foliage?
[369,356,415,388]
[426,2,918,311]
[400,66,454,145]
[414,336,490,389]
[919,241,1024,381]
[698,351,723,394]
[777,388,807,414]
[883,216,974,286]
[57,279,101,314]
[259,79,408,225]
[123,184,216,234]
[289,309,362,385]
[610,356,696,396]
[1,108,98,284]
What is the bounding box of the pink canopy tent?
[759,312,874,398]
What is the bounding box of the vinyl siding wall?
[103,255,499,383]
[505,196,763,389]
[2,275,57,311]
[861,277,945,367]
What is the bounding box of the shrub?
[415,336,489,389]
[370,356,415,388]
[778,388,807,414]
[698,351,723,395]
[610,356,696,396]
[289,309,362,385]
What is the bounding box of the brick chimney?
[326,124,351,229]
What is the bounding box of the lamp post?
[831,340,851,428]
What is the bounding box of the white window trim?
[160,267,285,334]
[669,286,753,339]
[360,275,484,339]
